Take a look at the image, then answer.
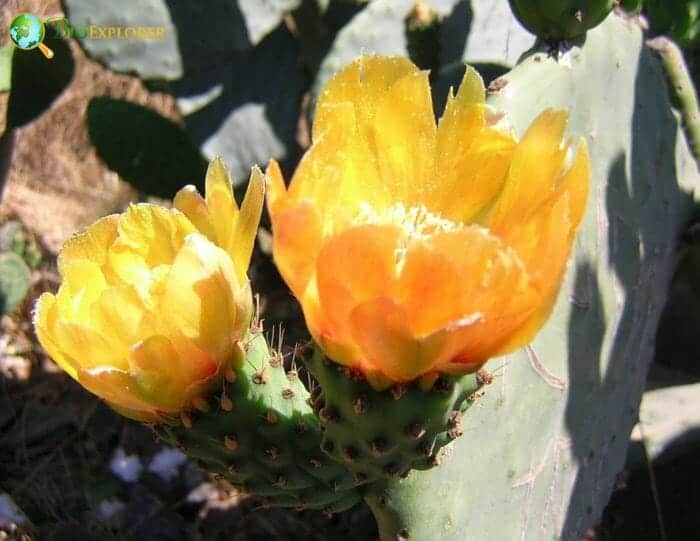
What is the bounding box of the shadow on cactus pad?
[87,97,207,198]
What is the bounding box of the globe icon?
[9,13,45,50]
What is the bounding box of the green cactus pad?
[0,252,30,314]
[304,348,484,484]
[508,0,614,40]
[154,332,361,513]
[362,13,700,540]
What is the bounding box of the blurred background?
[1,1,699,539]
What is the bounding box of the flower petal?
[57,214,118,277]
[161,233,242,363]
[270,200,323,298]
[313,55,418,142]
[349,298,441,383]
[55,320,128,370]
[90,285,152,347]
[78,366,157,414]
[173,185,216,240]
[315,225,401,346]
[205,157,238,251]
[486,109,570,233]
[372,69,436,205]
[55,259,107,322]
[34,293,79,379]
[229,166,265,283]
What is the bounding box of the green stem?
[364,488,411,541]
[647,36,700,164]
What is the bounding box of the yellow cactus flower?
[34,159,264,422]
[267,56,589,389]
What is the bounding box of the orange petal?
[270,200,323,298]
[301,280,363,368]
[265,159,287,213]
[315,225,401,345]
[349,297,453,383]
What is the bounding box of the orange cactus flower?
[266,56,589,390]
[34,159,264,422]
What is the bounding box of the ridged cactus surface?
[155,332,362,513]
[306,350,483,484]
[364,13,700,540]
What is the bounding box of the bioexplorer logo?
[8,13,166,60]
[9,13,54,59]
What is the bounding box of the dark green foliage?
[0,252,30,314]
[304,348,482,484]
[508,0,614,40]
[6,37,74,129]
[620,0,644,13]
[646,0,700,48]
[86,97,207,198]
[155,333,362,513]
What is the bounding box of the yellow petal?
[78,366,157,414]
[313,55,418,142]
[34,293,79,379]
[289,103,386,223]
[229,166,265,283]
[173,185,216,240]
[112,204,195,267]
[161,233,242,362]
[90,285,152,347]
[487,109,570,233]
[129,335,213,411]
[205,157,238,251]
[57,215,118,278]
[55,259,107,322]
[372,69,436,205]
[55,320,128,371]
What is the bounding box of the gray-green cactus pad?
[364,13,700,541]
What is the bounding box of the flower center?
[356,202,462,273]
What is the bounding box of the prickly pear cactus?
[154,332,362,513]
[363,13,700,540]
[0,252,30,314]
[508,0,613,40]
[305,350,483,483]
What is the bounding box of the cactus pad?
[154,332,361,513]
[304,349,483,484]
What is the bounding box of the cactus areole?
[508,0,614,40]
